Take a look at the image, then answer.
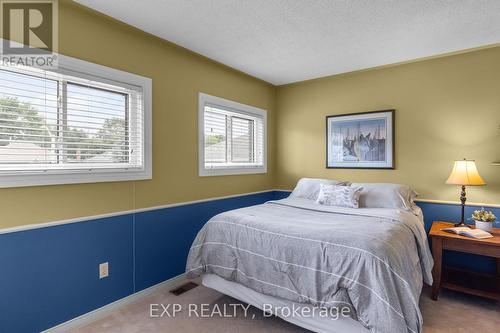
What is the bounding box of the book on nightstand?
[441,226,493,239]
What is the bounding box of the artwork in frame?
[326,110,395,169]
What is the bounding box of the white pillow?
[351,183,418,211]
[290,178,349,200]
[316,184,363,208]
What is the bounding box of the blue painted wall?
[0,191,280,333]
[0,215,134,333]
[0,190,497,332]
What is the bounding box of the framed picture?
[326,110,395,169]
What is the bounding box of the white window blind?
[199,93,266,176]
[0,55,151,188]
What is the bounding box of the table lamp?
[446,159,486,227]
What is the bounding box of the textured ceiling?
[75,0,500,85]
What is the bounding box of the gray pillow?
[351,183,418,211]
[316,184,363,208]
[290,177,349,200]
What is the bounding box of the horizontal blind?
[0,65,144,172]
[204,105,264,169]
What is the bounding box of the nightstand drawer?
[443,238,500,258]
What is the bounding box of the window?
[199,93,266,176]
[0,55,151,188]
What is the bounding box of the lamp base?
[455,186,468,228]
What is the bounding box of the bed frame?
[201,274,369,333]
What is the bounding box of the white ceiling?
[75,0,500,85]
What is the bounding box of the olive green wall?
[2,1,499,229]
[0,1,277,228]
[275,46,500,205]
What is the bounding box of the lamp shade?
[446,159,486,186]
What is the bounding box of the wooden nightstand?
[429,221,500,301]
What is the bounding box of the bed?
[186,181,433,333]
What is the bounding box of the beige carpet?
[72,283,500,333]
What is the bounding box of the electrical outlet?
[99,262,109,279]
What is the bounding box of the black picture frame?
[326,109,395,169]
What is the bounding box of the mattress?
[201,273,369,333]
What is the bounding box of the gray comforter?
[186,198,433,333]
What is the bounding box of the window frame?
[198,92,267,176]
[0,53,152,188]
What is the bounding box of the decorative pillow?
[316,184,363,208]
[290,178,350,200]
[351,183,418,211]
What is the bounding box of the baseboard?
[43,273,188,333]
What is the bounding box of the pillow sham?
[290,178,349,200]
[351,183,418,211]
[316,184,363,208]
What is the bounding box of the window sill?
[199,166,267,177]
[0,168,152,188]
